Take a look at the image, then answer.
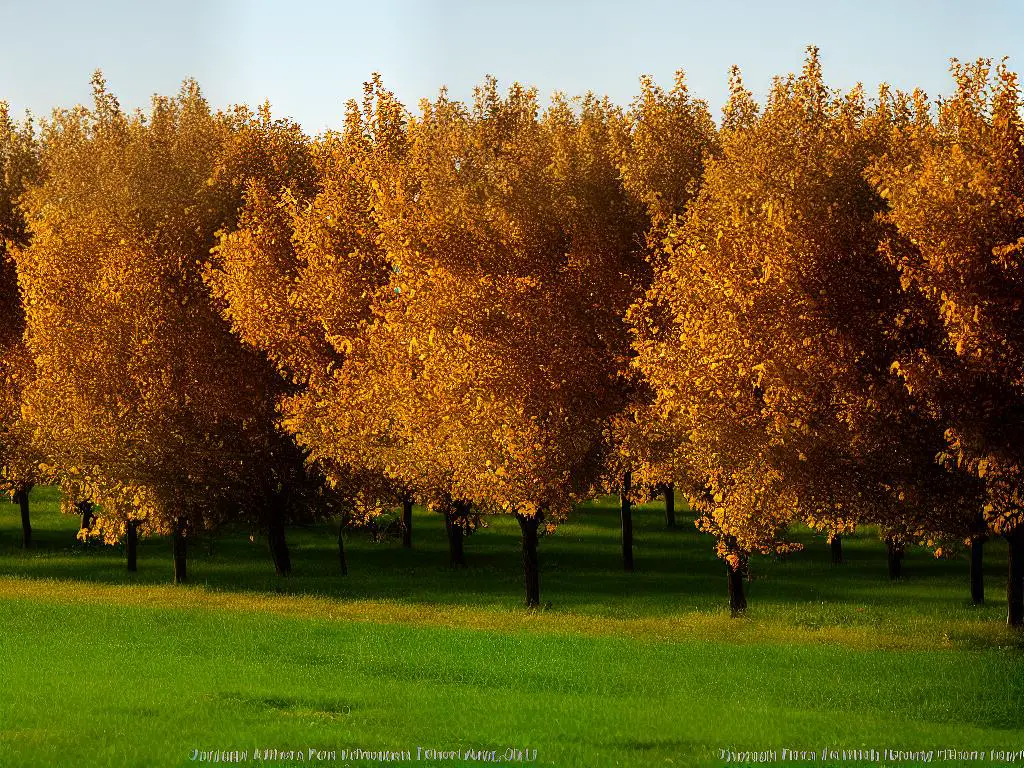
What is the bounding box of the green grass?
[1,487,1023,767]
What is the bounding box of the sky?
[1,0,1022,133]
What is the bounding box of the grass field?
[1,487,1023,767]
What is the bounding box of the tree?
[0,102,42,548]
[209,76,412,571]
[602,401,698,562]
[870,58,1024,625]
[350,79,644,606]
[617,71,719,259]
[601,72,719,559]
[631,50,937,614]
[215,75,652,604]
[14,75,315,581]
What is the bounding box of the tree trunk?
[445,504,466,568]
[16,488,31,548]
[267,507,292,576]
[1007,528,1024,628]
[663,483,676,529]
[337,521,348,576]
[970,536,985,605]
[728,557,747,617]
[78,501,93,532]
[402,498,413,549]
[620,471,634,572]
[172,521,187,585]
[516,511,542,608]
[886,538,903,580]
[126,521,138,572]
[830,535,843,565]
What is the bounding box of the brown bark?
[830,535,843,565]
[402,497,413,549]
[337,521,348,576]
[445,502,467,568]
[16,488,31,548]
[267,507,292,576]
[516,511,542,608]
[728,557,747,616]
[126,521,138,572]
[970,535,985,605]
[663,483,676,529]
[886,538,904,580]
[78,500,93,532]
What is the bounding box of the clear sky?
[1,0,1022,133]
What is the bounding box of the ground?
[1,487,1022,767]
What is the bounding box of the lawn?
[1,487,1022,767]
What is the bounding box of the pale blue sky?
[1,0,1021,133]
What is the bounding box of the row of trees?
[1,50,1022,623]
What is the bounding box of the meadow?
[1,487,1023,767]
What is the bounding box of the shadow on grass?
[0,488,1010,624]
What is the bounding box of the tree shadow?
[0,495,1008,622]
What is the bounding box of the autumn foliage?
[3,51,1024,624]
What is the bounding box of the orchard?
[2,49,1023,627]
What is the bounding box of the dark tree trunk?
[1007,528,1024,628]
[78,501,93,532]
[830,535,843,565]
[620,471,634,572]
[16,488,31,548]
[516,511,542,608]
[727,556,747,617]
[886,539,904,580]
[445,504,467,568]
[337,521,348,576]
[172,521,187,585]
[402,498,413,549]
[267,507,292,576]
[970,536,985,605]
[126,521,138,572]
[663,483,676,529]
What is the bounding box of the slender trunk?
[663,483,676,529]
[620,471,634,572]
[16,489,31,548]
[830,535,843,565]
[337,521,348,576]
[886,538,903,580]
[79,501,93,532]
[267,507,292,577]
[516,511,542,608]
[970,536,985,605]
[126,521,138,572]
[402,498,413,549]
[445,504,466,568]
[1007,528,1024,628]
[727,556,747,617]
[172,521,187,585]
